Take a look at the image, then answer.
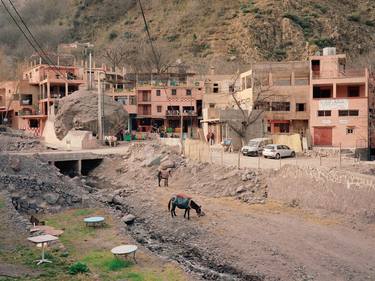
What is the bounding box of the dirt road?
[115,182,375,281]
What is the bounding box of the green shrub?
[312,37,335,48]
[104,258,132,271]
[68,262,89,275]
[348,13,360,22]
[283,13,312,35]
[109,31,118,40]
[365,20,375,27]
[313,3,328,14]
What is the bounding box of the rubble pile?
[54,89,129,140]
[0,154,91,214]
[91,142,267,204]
[0,127,45,152]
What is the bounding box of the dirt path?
[120,182,375,281]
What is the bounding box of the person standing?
[210,131,215,145]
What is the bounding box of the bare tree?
[101,43,130,72]
[227,72,273,146]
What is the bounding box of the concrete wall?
[269,133,302,152]
[43,116,98,150]
[268,165,375,221]
[184,139,210,162]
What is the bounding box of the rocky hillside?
[1,0,374,73]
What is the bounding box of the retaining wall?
[268,165,375,221]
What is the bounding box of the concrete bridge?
[7,146,129,176]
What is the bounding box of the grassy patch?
[73,209,94,217]
[104,258,132,271]
[0,209,189,281]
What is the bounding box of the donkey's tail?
[168,198,172,211]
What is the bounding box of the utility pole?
[180,107,183,154]
[89,50,92,90]
[98,72,104,142]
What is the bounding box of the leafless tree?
[101,43,130,72]
[227,71,274,146]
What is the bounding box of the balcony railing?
[166,110,197,117]
[312,69,366,80]
[20,99,32,106]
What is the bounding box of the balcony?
[166,110,197,117]
[312,69,366,80]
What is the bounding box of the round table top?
[111,245,138,255]
[84,216,105,223]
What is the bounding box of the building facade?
[236,61,310,137]
[309,51,369,149]
[0,53,85,136]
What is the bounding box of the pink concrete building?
[106,71,204,134]
[309,50,370,150]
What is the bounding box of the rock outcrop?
[54,89,129,140]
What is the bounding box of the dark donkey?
[157,169,171,187]
[168,194,205,220]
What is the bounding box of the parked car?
[263,144,295,159]
[241,138,273,156]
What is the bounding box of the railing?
[166,110,197,116]
[312,69,366,79]
[20,99,32,106]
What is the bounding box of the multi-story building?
[23,54,85,116]
[309,49,370,150]
[0,53,85,136]
[236,61,311,136]
[105,70,204,135]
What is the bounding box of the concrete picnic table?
[27,234,59,265]
[83,216,105,227]
[111,245,138,263]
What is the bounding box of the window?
[254,101,270,111]
[186,89,192,96]
[209,103,215,108]
[296,103,306,112]
[339,110,359,116]
[317,110,331,117]
[29,119,39,128]
[273,78,291,86]
[346,127,354,134]
[171,89,177,95]
[129,96,137,105]
[156,89,161,96]
[114,96,127,105]
[157,105,162,113]
[271,102,290,111]
[313,87,332,98]
[348,86,360,97]
[241,77,246,90]
[213,83,219,93]
[246,76,252,89]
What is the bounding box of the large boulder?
[54,89,129,140]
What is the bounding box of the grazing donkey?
[168,194,205,220]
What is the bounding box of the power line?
[1,0,71,84]
[137,0,160,73]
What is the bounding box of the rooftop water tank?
[323,47,336,56]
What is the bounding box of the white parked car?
[241,138,273,157]
[263,144,295,159]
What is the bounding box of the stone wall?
[0,154,91,214]
[268,165,375,221]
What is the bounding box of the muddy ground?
[88,143,375,281]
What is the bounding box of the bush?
[68,262,89,275]
[104,258,132,271]
[109,31,118,40]
[312,37,335,48]
[365,20,375,27]
[348,13,360,22]
[313,3,328,14]
[283,13,312,35]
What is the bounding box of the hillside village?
[1,1,375,281]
